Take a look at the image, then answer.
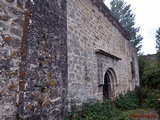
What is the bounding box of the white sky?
[104,0,160,55]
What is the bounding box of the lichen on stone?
[8,85,15,91]
[2,35,11,42]
[42,101,50,107]
[26,104,33,110]
[19,70,25,78]
[50,81,56,87]
[19,81,25,91]
[0,15,10,21]
[21,48,27,57]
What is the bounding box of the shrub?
[138,54,160,89]
[115,91,139,110]
[66,100,119,120]
[65,88,160,120]
[142,89,160,110]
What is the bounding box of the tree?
[155,28,160,61]
[138,55,160,89]
[155,27,160,53]
[142,61,160,89]
[110,0,143,53]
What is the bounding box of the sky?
[104,0,160,55]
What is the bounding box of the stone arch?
[103,68,117,100]
[103,66,118,85]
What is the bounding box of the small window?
[131,57,135,79]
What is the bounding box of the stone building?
[0,0,139,119]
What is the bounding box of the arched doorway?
[103,72,111,99]
[103,68,117,100]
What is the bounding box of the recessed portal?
[103,72,110,99]
[103,68,117,100]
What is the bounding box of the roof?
[91,0,129,39]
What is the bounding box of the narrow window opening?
[131,57,135,79]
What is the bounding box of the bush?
[66,100,120,120]
[142,62,160,89]
[65,88,160,120]
[134,87,160,111]
[142,89,160,110]
[138,54,160,89]
[115,91,139,110]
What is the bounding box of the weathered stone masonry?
[1,0,67,119]
[0,0,139,119]
[67,0,139,109]
[0,0,26,119]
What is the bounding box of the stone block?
[6,0,14,3]
[10,28,23,37]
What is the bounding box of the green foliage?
[156,27,160,53]
[138,57,150,84]
[110,0,143,53]
[157,52,160,61]
[115,91,139,110]
[115,88,160,114]
[142,61,160,89]
[138,55,160,89]
[66,100,118,120]
[138,54,160,109]
[142,89,160,110]
[65,88,160,120]
[135,87,160,110]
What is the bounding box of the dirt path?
[130,109,159,120]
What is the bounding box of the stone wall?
[0,0,139,119]
[0,0,26,119]
[0,0,68,120]
[67,0,139,109]
[128,42,140,91]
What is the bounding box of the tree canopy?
[110,0,143,53]
[155,27,160,53]
[138,55,160,89]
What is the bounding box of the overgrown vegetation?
[138,54,160,89]
[115,90,139,111]
[65,53,160,120]
[65,87,160,120]
[66,100,118,120]
[141,88,160,109]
